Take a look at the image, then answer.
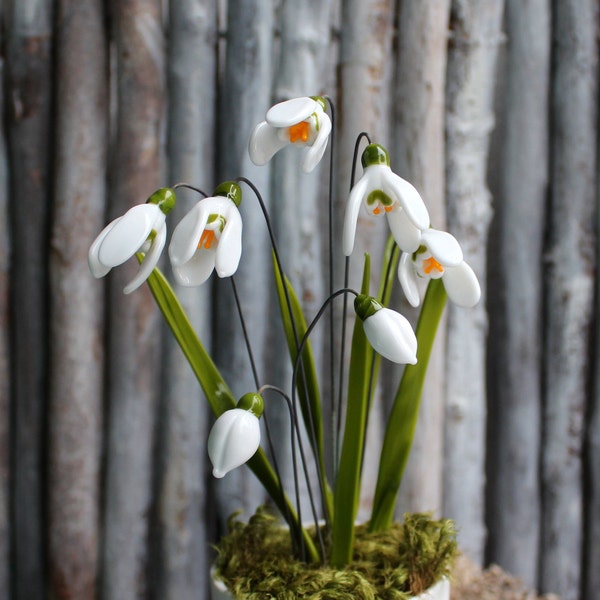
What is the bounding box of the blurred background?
[1,0,598,599]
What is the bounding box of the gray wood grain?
[101,0,166,597]
[0,22,11,596]
[540,2,598,598]
[156,1,218,597]
[392,0,451,518]
[4,1,54,597]
[213,0,275,527]
[443,0,504,564]
[485,0,550,587]
[48,1,107,597]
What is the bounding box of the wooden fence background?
[0,0,598,599]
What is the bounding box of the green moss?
[214,509,458,599]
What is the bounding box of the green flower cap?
[147,188,176,215]
[361,143,390,169]
[354,294,382,322]
[214,181,242,207]
[236,392,264,418]
[310,96,327,112]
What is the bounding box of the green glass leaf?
[331,254,373,568]
[369,279,447,532]
[144,265,319,562]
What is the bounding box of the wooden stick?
[4,1,54,597]
[540,2,598,598]
[485,0,550,587]
[48,0,107,597]
[444,0,505,564]
[156,0,218,596]
[101,0,165,597]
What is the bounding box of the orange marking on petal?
[288,121,310,143]
[423,256,444,275]
[384,206,392,212]
[199,229,217,250]
[373,206,381,215]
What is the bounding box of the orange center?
[372,205,393,215]
[288,121,310,143]
[423,256,444,275]
[199,229,217,250]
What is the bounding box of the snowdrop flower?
[249,96,332,173]
[343,144,430,256]
[354,294,418,364]
[398,228,481,308]
[208,393,264,479]
[88,188,175,294]
[169,181,243,286]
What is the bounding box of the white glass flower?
[343,144,430,256]
[168,182,243,286]
[354,294,418,364]
[248,96,332,173]
[208,393,264,479]
[88,188,175,294]
[398,228,481,308]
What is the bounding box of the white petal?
[384,172,430,231]
[265,97,317,127]
[363,308,418,364]
[248,121,288,166]
[88,219,118,278]
[386,208,422,253]
[97,204,161,267]
[168,201,212,267]
[342,174,369,256]
[123,223,166,294]
[398,253,422,307]
[172,247,217,286]
[302,111,331,173]
[443,261,481,307]
[214,206,243,278]
[422,229,463,267]
[208,409,261,478]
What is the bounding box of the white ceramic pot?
[210,567,450,600]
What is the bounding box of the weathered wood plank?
[337,0,395,524]
[4,1,54,597]
[0,24,11,596]
[485,0,550,587]
[392,0,451,517]
[443,0,504,564]
[48,1,107,598]
[540,1,598,598]
[588,329,600,597]
[101,0,166,597]
[212,0,276,526]
[268,0,335,522]
[156,1,218,597]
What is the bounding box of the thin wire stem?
[236,176,327,553]
[229,276,294,550]
[172,182,209,197]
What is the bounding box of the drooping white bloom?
[88,188,175,294]
[398,228,481,308]
[343,144,430,256]
[354,294,418,364]
[208,393,264,479]
[248,96,332,173]
[169,182,243,286]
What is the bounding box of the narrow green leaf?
[369,279,447,532]
[331,255,373,567]
[145,267,319,561]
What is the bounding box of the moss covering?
[214,508,458,599]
